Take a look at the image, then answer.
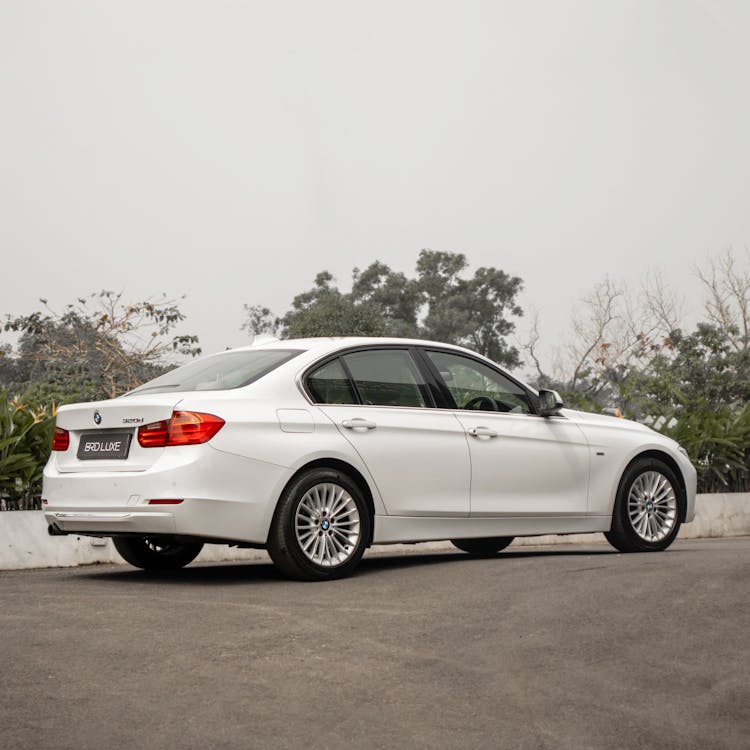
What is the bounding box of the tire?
[605,457,683,553]
[112,536,203,571]
[267,468,371,581]
[451,537,514,556]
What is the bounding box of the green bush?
[661,404,750,493]
[0,392,54,510]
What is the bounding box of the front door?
[423,350,590,517]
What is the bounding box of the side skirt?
[372,515,611,545]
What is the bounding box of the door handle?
[342,419,377,431]
[468,426,498,438]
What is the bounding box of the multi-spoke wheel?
[606,458,683,553]
[267,468,371,581]
[112,535,203,571]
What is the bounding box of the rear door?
[308,348,470,517]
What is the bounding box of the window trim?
[301,345,436,408]
[418,347,541,416]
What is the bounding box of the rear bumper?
[46,510,177,536]
[42,444,288,544]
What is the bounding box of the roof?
[232,335,479,357]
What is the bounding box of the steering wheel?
[462,395,498,411]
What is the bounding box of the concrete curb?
[1,493,748,571]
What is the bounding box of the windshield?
[126,349,303,395]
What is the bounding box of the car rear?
[42,347,307,544]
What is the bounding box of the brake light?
[137,420,170,447]
[168,411,225,445]
[137,411,225,448]
[51,427,70,451]
[148,499,184,505]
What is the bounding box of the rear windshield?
[126,349,303,395]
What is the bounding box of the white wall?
[1,493,748,571]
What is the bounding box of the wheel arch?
[620,450,688,522]
[269,458,377,546]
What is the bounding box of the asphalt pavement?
[1,537,748,750]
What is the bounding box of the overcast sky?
[1,1,749,375]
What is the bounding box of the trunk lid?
[53,395,183,473]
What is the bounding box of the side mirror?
[538,389,564,417]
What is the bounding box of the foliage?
[415,252,523,366]
[2,291,201,402]
[524,250,750,491]
[625,325,750,416]
[240,305,279,338]
[625,324,750,492]
[350,261,421,338]
[0,392,54,510]
[247,250,524,368]
[660,405,750,493]
[281,272,389,338]
[0,292,201,510]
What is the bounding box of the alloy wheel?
[627,470,678,543]
[294,482,361,567]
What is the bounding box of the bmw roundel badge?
[93,411,102,425]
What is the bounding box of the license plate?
[77,432,132,460]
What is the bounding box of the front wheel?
[267,468,371,581]
[451,537,514,556]
[605,458,682,553]
[112,536,203,571]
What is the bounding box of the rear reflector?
[51,427,70,451]
[138,411,225,448]
[147,499,184,505]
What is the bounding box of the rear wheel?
[451,537,514,556]
[112,536,203,571]
[605,457,682,553]
[267,468,371,581]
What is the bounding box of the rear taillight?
[137,411,225,448]
[137,420,170,447]
[51,427,70,451]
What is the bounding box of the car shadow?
[75,545,616,585]
[77,560,284,585]
[357,547,615,574]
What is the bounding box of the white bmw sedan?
[43,337,697,580]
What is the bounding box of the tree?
[243,250,525,368]
[350,262,420,338]
[523,250,750,491]
[281,272,388,338]
[523,272,683,411]
[240,305,279,338]
[416,251,523,366]
[628,325,750,491]
[696,247,750,351]
[2,291,201,402]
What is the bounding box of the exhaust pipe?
[48,523,69,537]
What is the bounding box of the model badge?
[93,411,102,425]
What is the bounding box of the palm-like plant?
[0,393,54,509]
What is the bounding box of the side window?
[425,350,533,414]
[307,358,357,404]
[342,350,428,408]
